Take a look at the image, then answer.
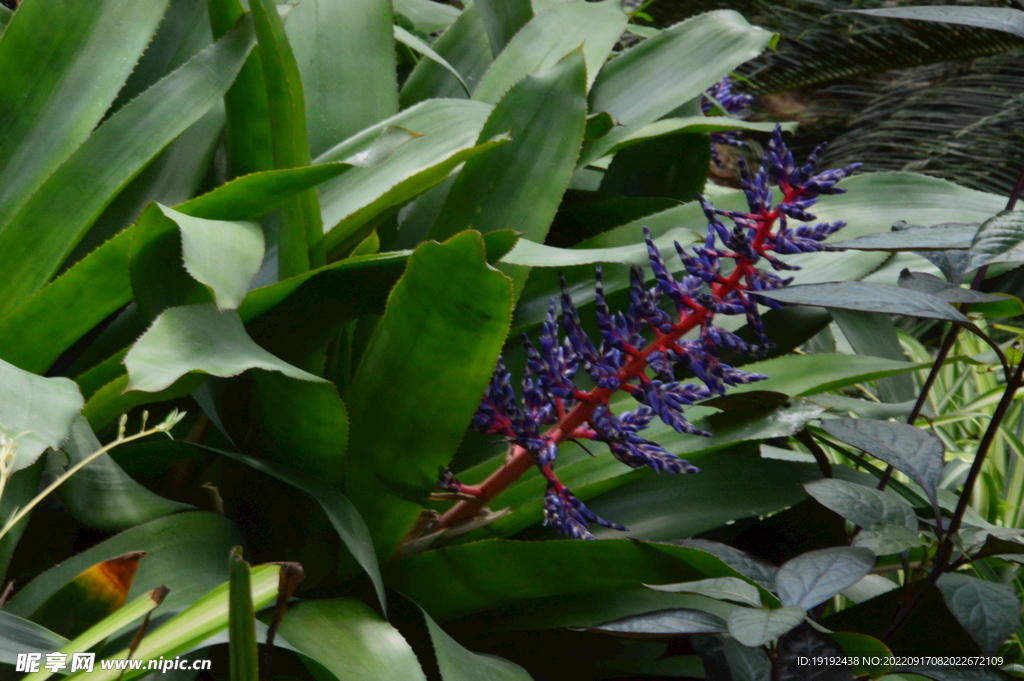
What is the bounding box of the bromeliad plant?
[443,127,858,539]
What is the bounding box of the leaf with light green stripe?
[228,548,258,681]
[0,18,257,320]
[472,0,626,104]
[584,10,773,164]
[345,232,513,560]
[430,48,587,295]
[65,564,283,681]
[21,587,168,681]
[249,0,321,276]
[0,0,170,228]
[286,0,397,158]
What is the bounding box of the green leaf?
[757,283,969,323]
[585,10,773,163]
[692,634,772,681]
[285,0,397,158]
[501,227,701,268]
[0,358,83,471]
[0,460,42,581]
[55,417,191,531]
[124,303,327,393]
[394,25,470,95]
[0,18,257,319]
[6,511,242,619]
[852,523,925,556]
[345,232,512,559]
[727,607,805,647]
[829,310,915,404]
[384,539,752,621]
[834,223,979,252]
[156,205,264,311]
[67,564,282,681]
[803,479,918,531]
[600,131,711,203]
[420,606,533,681]
[228,548,258,681]
[475,0,532,56]
[738,354,929,398]
[273,599,426,681]
[775,547,876,610]
[394,0,460,35]
[472,0,626,104]
[249,0,320,277]
[399,3,493,107]
[897,270,1003,304]
[969,210,1024,270]
[429,48,587,292]
[776,625,855,680]
[0,612,68,665]
[28,551,144,639]
[849,6,1024,39]
[590,609,728,637]
[936,573,1022,655]
[606,117,796,153]
[644,577,764,608]
[819,419,945,511]
[671,540,779,591]
[0,0,170,228]
[214,448,386,615]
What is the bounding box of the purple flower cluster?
[702,77,755,164]
[451,126,859,540]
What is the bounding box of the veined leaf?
[691,634,772,681]
[936,573,1022,654]
[345,232,512,559]
[0,0,170,228]
[757,283,969,323]
[969,209,1024,270]
[644,577,764,608]
[803,479,918,531]
[775,547,876,610]
[590,609,728,637]
[0,17,257,319]
[849,6,1024,39]
[66,564,283,681]
[852,523,925,556]
[834,223,979,251]
[124,303,327,393]
[29,551,145,639]
[472,0,626,104]
[727,607,805,647]
[0,358,83,472]
[897,270,1003,304]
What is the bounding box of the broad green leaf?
[214,448,386,615]
[501,227,701,268]
[475,0,532,55]
[125,303,326,393]
[969,210,1024,270]
[385,539,750,621]
[56,417,190,531]
[936,573,1022,655]
[228,548,258,681]
[590,609,728,637]
[897,270,1002,304]
[286,0,397,158]
[158,205,264,311]
[274,599,426,681]
[315,99,499,247]
[394,0,460,35]
[345,232,512,559]
[727,607,805,647]
[6,512,242,619]
[644,577,764,608]
[29,551,144,639]
[671,539,779,591]
[68,564,282,681]
[0,612,68,664]
[584,10,773,163]
[129,204,212,320]
[852,523,925,556]
[430,48,587,293]
[835,223,979,252]
[0,0,170,227]
[803,479,918,531]
[849,6,1024,38]
[472,0,626,103]
[394,25,469,94]
[249,0,321,277]
[0,18,257,319]
[691,634,772,681]
[606,117,797,153]
[737,353,929,398]
[776,547,876,610]
[819,419,945,510]
[829,310,915,404]
[21,587,167,681]
[421,606,533,681]
[0,358,83,471]
[399,4,493,107]
[757,283,969,323]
